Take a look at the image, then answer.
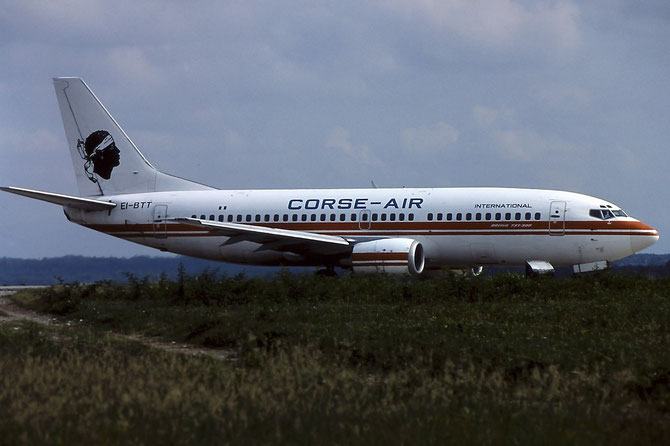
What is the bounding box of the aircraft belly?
[423,234,623,267]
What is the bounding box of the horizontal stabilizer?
[1,186,116,211]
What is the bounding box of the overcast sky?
[1,0,669,258]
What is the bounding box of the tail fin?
[53,77,213,197]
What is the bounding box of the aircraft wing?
[169,217,352,256]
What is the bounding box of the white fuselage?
[64,187,658,270]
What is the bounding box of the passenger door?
[548,201,566,236]
[153,204,168,239]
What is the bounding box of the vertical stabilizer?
[53,77,212,196]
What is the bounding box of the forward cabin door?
[153,204,168,239]
[548,201,566,236]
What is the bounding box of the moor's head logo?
[77,130,120,182]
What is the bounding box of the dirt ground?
[0,290,234,361]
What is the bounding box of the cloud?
[386,0,581,55]
[494,129,577,161]
[473,105,578,161]
[473,106,514,126]
[0,126,61,154]
[0,0,190,45]
[325,126,377,165]
[402,122,459,151]
[532,83,592,111]
[104,47,166,88]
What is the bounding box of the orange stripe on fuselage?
[83,220,658,238]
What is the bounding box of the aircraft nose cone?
[630,223,659,254]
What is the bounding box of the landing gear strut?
[315,266,338,277]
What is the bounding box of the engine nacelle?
[351,238,425,276]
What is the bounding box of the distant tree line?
[0,256,308,286]
[0,254,668,286]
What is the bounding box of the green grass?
[2,271,670,444]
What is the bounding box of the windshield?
[589,208,628,220]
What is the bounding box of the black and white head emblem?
[76,130,121,182]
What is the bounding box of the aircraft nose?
[630,222,659,254]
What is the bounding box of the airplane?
[1,78,659,276]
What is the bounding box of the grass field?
[2,271,670,444]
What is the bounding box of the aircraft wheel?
[315,267,338,277]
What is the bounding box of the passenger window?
[427,213,433,221]
[361,213,369,222]
[515,213,521,220]
[456,213,462,221]
[339,214,346,222]
[200,215,206,220]
[495,212,501,220]
[390,213,396,221]
[525,212,531,220]
[330,214,336,222]
[255,215,261,222]
[311,214,317,222]
[320,214,326,222]
[372,213,378,221]
[292,214,298,222]
[485,213,491,221]
[246,215,252,222]
[475,213,481,220]
[466,213,472,221]
[283,214,289,222]
[301,214,307,222]
[409,213,414,221]
[505,213,511,220]
[273,214,279,222]
[381,214,387,221]
[351,213,357,221]
[218,215,223,222]
[227,215,233,222]
[210,215,215,221]
[399,213,405,221]
[535,212,541,220]
[264,214,270,222]
[437,213,443,221]
[446,213,452,221]
[237,215,243,222]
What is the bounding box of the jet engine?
[351,238,425,275]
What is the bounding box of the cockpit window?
[590,208,624,220]
[602,209,615,219]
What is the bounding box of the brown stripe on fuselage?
[84,220,658,238]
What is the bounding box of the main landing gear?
[315,266,339,277]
